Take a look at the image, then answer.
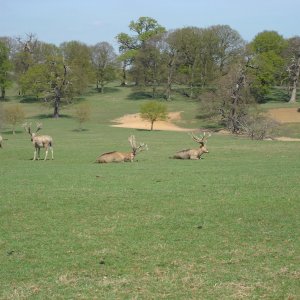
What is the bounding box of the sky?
[1,0,299,50]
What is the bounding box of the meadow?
[0,86,300,299]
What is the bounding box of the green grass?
[0,85,300,299]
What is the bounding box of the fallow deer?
[23,122,54,160]
[173,132,211,160]
[96,135,147,163]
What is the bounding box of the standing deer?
[23,122,54,160]
[173,132,211,160]
[96,135,147,163]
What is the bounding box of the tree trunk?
[288,57,300,103]
[150,121,154,131]
[53,90,60,118]
[1,87,5,100]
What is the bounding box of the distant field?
[0,85,299,299]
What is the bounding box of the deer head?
[189,132,211,152]
[23,122,43,141]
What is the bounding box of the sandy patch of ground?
[111,111,192,132]
[267,108,300,123]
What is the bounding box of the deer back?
[96,151,134,163]
[32,134,53,148]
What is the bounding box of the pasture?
[0,86,300,299]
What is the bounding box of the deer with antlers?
[23,122,54,160]
[96,135,148,163]
[173,132,211,160]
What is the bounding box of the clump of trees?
[0,17,299,139]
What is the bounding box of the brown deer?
[173,132,211,160]
[0,135,2,148]
[96,135,147,163]
[23,122,54,160]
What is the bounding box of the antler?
[36,122,43,133]
[128,135,148,153]
[22,122,32,135]
[188,132,211,144]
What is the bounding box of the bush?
[4,104,25,134]
[74,103,91,131]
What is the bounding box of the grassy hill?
[0,84,299,299]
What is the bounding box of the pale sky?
[1,0,299,50]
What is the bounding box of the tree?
[4,104,25,134]
[249,31,288,102]
[91,42,118,93]
[19,40,91,118]
[140,100,167,130]
[74,102,91,131]
[116,17,166,86]
[199,62,254,134]
[285,36,300,103]
[0,41,12,99]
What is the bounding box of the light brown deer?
[173,132,211,160]
[23,122,54,160]
[96,135,147,163]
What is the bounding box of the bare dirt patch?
[111,111,193,131]
[267,108,300,123]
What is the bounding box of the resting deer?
[96,135,148,163]
[23,122,54,160]
[173,132,211,160]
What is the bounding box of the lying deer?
[96,135,148,163]
[173,132,211,160]
[23,122,54,160]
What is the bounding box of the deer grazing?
[173,132,211,160]
[23,122,54,160]
[96,135,148,163]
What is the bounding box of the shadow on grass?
[32,114,73,119]
[126,91,154,101]
[20,96,40,103]
[72,128,89,132]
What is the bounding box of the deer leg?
[33,148,37,160]
[50,147,54,160]
[44,147,48,160]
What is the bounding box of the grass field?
[0,85,300,299]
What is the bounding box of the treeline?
[0,17,299,134]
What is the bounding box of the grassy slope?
[0,85,299,299]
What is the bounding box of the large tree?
[249,31,288,102]
[0,41,12,99]
[116,17,165,85]
[91,42,118,93]
[284,36,300,103]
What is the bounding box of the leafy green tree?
[116,17,165,86]
[249,31,288,102]
[4,104,25,134]
[19,41,91,118]
[91,42,118,93]
[0,41,12,99]
[140,100,167,130]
